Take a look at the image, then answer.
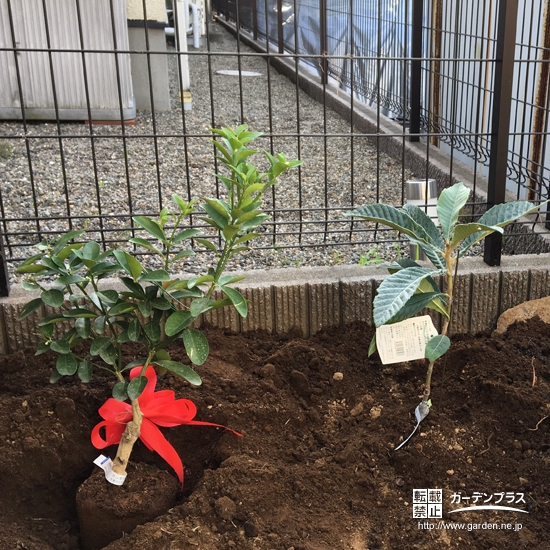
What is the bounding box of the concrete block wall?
[1,254,550,356]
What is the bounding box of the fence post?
[319,0,328,84]
[484,0,519,266]
[409,0,423,142]
[0,230,9,297]
[277,0,284,53]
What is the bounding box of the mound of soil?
[1,318,549,549]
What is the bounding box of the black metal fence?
[0,0,549,297]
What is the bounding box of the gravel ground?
[1,22,423,284]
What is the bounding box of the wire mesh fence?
[1,0,549,296]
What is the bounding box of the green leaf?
[128,318,141,341]
[56,353,78,376]
[460,200,547,255]
[425,334,451,362]
[201,202,229,230]
[172,228,201,244]
[401,203,445,250]
[151,296,172,310]
[137,300,152,317]
[183,328,209,365]
[450,223,503,250]
[190,298,213,317]
[99,344,117,365]
[127,376,148,400]
[436,182,470,241]
[57,243,85,261]
[112,381,129,401]
[220,286,248,317]
[373,267,440,327]
[77,360,93,383]
[18,298,43,321]
[140,269,170,282]
[50,369,63,383]
[63,308,97,318]
[50,340,71,354]
[386,292,446,324]
[39,323,54,340]
[52,230,85,254]
[119,277,146,299]
[171,249,195,262]
[154,359,202,386]
[40,289,65,308]
[143,320,161,342]
[81,241,101,260]
[133,216,166,242]
[97,290,119,304]
[75,317,91,339]
[188,275,215,289]
[93,316,106,335]
[346,204,432,245]
[113,250,143,282]
[15,263,49,274]
[165,310,194,336]
[108,301,137,316]
[129,237,162,255]
[21,280,41,292]
[38,313,66,326]
[90,337,112,356]
[368,334,377,357]
[57,274,88,285]
[195,238,219,253]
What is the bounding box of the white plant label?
[376,315,438,365]
[93,454,127,486]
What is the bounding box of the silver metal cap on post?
[405,179,438,261]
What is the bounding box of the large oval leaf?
[436,183,470,241]
[127,376,148,400]
[183,328,209,365]
[40,289,65,307]
[220,286,248,317]
[373,267,439,327]
[18,298,43,321]
[153,359,202,386]
[133,216,166,242]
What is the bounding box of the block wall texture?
[1,255,549,356]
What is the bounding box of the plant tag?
[375,315,438,365]
[93,454,127,486]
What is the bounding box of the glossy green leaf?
[220,286,248,317]
[137,300,152,317]
[425,334,451,362]
[50,339,70,354]
[133,216,166,242]
[50,369,63,383]
[143,321,161,342]
[373,267,439,327]
[81,241,101,260]
[165,310,194,336]
[77,360,93,383]
[154,359,202,386]
[113,250,143,282]
[93,316,106,335]
[75,317,91,339]
[21,280,41,292]
[119,277,146,299]
[190,298,213,317]
[52,230,85,254]
[129,237,162,255]
[127,318,141,341]
[97,290,119,304]
[183,328,209,365]
[56,353,78,376]
[99,344,118,365]
[57,274,88,285]
[140,269,170,282]
[108,302,137,316]
[15,263,49,274]
[195,238,219,253]
[127,376,148,400]
[172,228,201,244]
[171,249,195,262]
[40,288,65,307]
[18,298,43,321]
[39,323,54,340]
[436,183,470,241]
[90,337,112,356]
[112,381,129,401]
[151,296,172,310]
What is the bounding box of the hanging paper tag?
[376,315,438,365]
[93,454,127,486]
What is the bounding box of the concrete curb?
[1,254,549,356]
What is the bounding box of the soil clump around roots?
[0,317,549,549]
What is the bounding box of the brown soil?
[1,317,549,550]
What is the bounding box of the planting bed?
[0,317,549,549]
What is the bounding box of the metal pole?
[409,0,423,142]
[484,0,519,266]
[0,229,9,297]
[406,179,438,261]
[277,0,284,53]
[320,0,328,84]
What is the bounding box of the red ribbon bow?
[91,366,241,486]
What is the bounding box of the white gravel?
[0,22,432,284]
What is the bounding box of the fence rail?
[0,0,549,298]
